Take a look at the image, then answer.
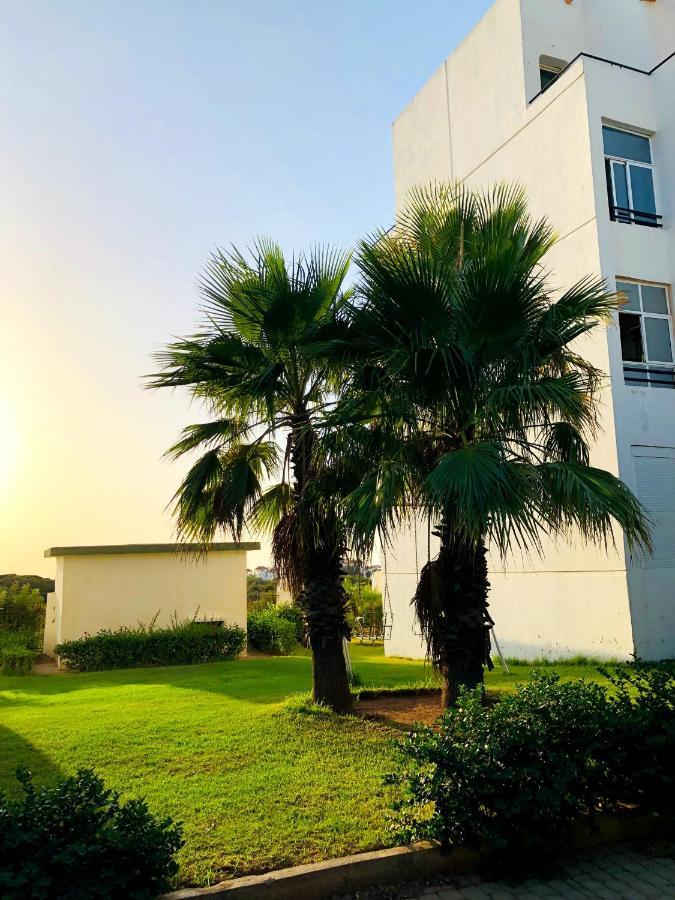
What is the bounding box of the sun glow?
[0,395,17,492]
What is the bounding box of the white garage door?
[633,447,675,569]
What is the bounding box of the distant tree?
[0,575,54,601]
[246,575,278,610]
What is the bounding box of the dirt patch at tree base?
[354,688,503,728]
[355,690,444,727]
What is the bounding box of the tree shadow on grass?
[0,724,64,795]
[0,646,428,706]
[0,654,317,706]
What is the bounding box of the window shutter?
[634,452,675,568]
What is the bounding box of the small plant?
[2,648,37,676]
[247,608,298,655]
[55,619,246,672]
[0,767,183,899]
[387,668,675,865]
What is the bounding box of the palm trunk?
[300,547,353,714]
[414,516,494,709]
[276,413,352,714]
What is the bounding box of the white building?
[385,0,675,662]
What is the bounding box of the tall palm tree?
[148,241,356,713]
[335,184,652,707]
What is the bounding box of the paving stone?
[456,887,492,899]
[619,864,675,891]
[397,845,675,900]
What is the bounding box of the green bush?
[0,767,183,899]
[2,648,36,676]
[0,628,37,654]
[275,604,305,643]
[247,608,298,655]
[387,668,675,864]
[55,619,246,672]
[0,584,45,650]
[601,662,675,809]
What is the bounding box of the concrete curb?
[164,811,674,899]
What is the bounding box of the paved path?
[414,845,675,899]
[341,842,675,900]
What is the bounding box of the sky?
[0,0,493,577]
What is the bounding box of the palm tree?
[336,184,652,707]
[148,241,356,713]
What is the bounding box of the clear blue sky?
[0,0,493,574]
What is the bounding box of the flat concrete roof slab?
[44,542,260,558]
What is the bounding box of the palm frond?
[165,419,249,460]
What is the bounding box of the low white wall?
[43,543,257,653]
[43,591,58,655]
[384,568,635,662]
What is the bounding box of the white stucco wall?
[43,543,257,654]
[584,44,675,660]
[387,0,675,661]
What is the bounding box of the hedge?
[55,620,246,672]
[387,664,675,865]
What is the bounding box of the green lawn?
[0,644,609,886]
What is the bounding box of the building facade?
[386,0,675,661]
[43,542,257,655]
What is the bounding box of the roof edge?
[44,542,260,558]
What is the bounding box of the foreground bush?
[55,619,246,672]
[247,607,299,654]
[387,667,675,863]
[0,768,183,899]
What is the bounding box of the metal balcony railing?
[623,364,675,388]
[610,206,663,228]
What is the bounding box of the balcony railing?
[623,364,675,388]
[610,206,663,228]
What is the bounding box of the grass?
[0,643,611,886]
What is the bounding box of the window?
[540,66,561,92]
[604,126,660,227]
[539,55,566,94]
[618,280,674,388]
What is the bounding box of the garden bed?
[355,688,501,727]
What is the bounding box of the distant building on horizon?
[252,565,277,581]
[385,0,675,662]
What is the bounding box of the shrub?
[600,661,675,809]
[247,608,298,655]
[55,619,246,672]
[276,604,305,643]
[0,627,37,654]
[0,767,183,899]
[2,648,37,676]
[387,669,675,864]
[0,584,45,650]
